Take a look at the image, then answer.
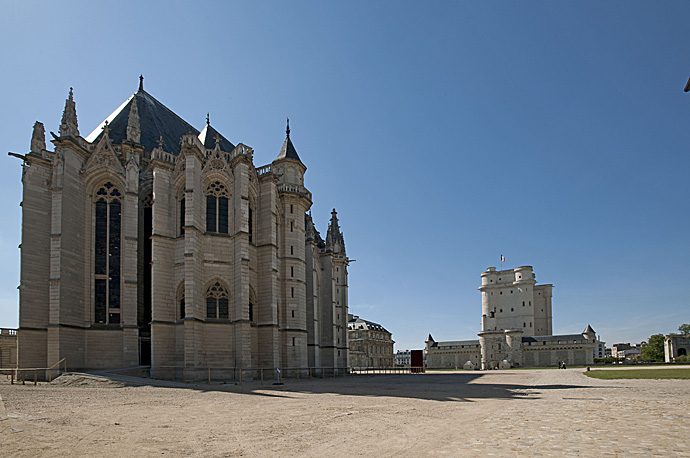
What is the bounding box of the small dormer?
[198,114,235,152]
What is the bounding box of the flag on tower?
[500,254,506,263]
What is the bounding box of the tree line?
[640,323,689,362]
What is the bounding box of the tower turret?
[273,118,307,187]
[583,324,597,342]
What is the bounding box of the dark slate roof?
[431,340,480,348]
[277,136,301,161]
[86,89,199,155]
[583,324,596,334]
[347,315,390,334]
[522,334,587,343]
[198,122,235,152]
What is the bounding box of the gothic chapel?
[13,77,350,380]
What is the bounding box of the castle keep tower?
[479,266,552,336]
[12,79,350,380]
[478,265,553,369]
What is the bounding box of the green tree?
[678,323,690,335]
[641,334,665,362]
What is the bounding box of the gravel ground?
[1,368,688,457]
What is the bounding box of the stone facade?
[426,266,597,370]
[664,335,690,362]
[13,80,349,380]
[347,314,394,368]
[425,335,480,369]
[394,349,411,366]
[0,328,17,368]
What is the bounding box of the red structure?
[410,350,425,373]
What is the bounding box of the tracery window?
[206,181,229,234]
[94,182,121,324]
[206,281,229,319]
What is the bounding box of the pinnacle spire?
[59,87,79,137]
[326,208,345,254]
[286,117,290,139]
[31,121,46,153]
[206,112,210,126]
[126,97,141,143]
[139,74,144,92]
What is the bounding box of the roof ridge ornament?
[206,113,210,126]
[59,86,79,138]
[286,117,290,139]
[139,74,144,92]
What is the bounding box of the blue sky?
[0,1,688,350]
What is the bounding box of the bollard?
[34,370,37,386]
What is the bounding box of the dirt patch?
[49,373,124,388]
[0,369,688,456]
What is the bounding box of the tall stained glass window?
[206,181,229,234]
[94,182,122,324]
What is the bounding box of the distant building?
[665,335,690,362]
[611,343,632,359]
[395,350,411,367]
[0,328,17,368]
[426,266,597,369]
[611,343,644,360]
[347,314,394,368]
[594,340,606,359]
[425,335,481,369]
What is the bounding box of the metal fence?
[0,358,67,385]
[150,365,426,384]
[0,362,425,386]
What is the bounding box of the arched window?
[179,197,185,235]
[206,181,229,234]
[249,287,256,322]
[94,182,121,324]
[177,282,185,320]
[142,193,153,328]
[248,203,254,244]
[206,281,229,319]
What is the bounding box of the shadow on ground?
[68,371,608,403]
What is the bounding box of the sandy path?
[0,369,688,456]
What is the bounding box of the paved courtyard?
[1,368,689,456]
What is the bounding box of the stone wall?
[0,329,18,367]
